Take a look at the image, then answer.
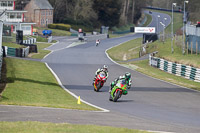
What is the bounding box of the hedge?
[48,24,71,31]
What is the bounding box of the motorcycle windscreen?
[99,72,105,78]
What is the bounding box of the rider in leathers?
[93,65,109,84]
[110,72,131,95]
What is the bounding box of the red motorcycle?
[93,72,107,92]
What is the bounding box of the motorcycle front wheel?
[113,90,121,102]
[94,82,101,92]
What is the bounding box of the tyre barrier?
[3,46,30,58]
[23,38,36,44]
[149,55,200,83]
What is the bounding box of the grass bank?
[107,10,200,90]
[0,58,98,111]
[106,39,200,91]
[2,42,22,48]
[0,121,150,133]
[30,43,52,59]
[143,13,152,27]
[35,27,71,36]
[107,38,142,61]
[128,60,200,90]
[107,39,200,91]
[147,38,200,68]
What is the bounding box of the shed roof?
[33,0,53,10]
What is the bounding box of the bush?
[71,24,93,32]
[48,24,71,31]
[48,24,56,29]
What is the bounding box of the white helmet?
[103,65,108,71]
[103,65,108,69]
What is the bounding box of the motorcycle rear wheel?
[113,90,121,102]
[109,95,113,101]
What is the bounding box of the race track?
[1,11,200,133]
[42,11,200,132]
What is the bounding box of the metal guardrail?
[144,6,183,13]
[149,55,200,83]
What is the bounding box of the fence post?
[187,42,188,55]
[191,41,193,54]
[196,41,198,55]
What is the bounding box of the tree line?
[47,0,150,28]
[16,0,199,28]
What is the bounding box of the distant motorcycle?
[96,39,100,46]
[93,72,106,92]
[109,79,127,102]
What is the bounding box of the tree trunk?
[131,0,135,23]
[120,0,128,25]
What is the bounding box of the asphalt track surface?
[1,11,200,133]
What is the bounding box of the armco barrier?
[149,55,200,83]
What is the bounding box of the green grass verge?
[33,35,48,42]
[35,27,71,36]
[0,58,98,111]
[2,42,23,48]
[108,11,199,74]
[109,33,131,38]
[143,14,152,27]
[107,38,142,61]
[0,121,150,133]
[30,43,52,59]
[106,38,200,91]
[112,23,134,32]
[127,60,200,90]
[147,38,200,68]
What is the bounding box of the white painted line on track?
[146,130,175,133]
[45,63,110,113]
[0,104,106,112]
[43,41,86,58]
[44,40,60,50]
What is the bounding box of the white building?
[0,0,35,35]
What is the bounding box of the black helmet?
[125,72,131,79]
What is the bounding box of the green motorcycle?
[109,79,127,102]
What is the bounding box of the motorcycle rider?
[109,72,131,95]
[96,39,100,46]
[93,65,109,84]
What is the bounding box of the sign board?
[135,27,155,33]
[16,30,23,44]
[3,25,11,36]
